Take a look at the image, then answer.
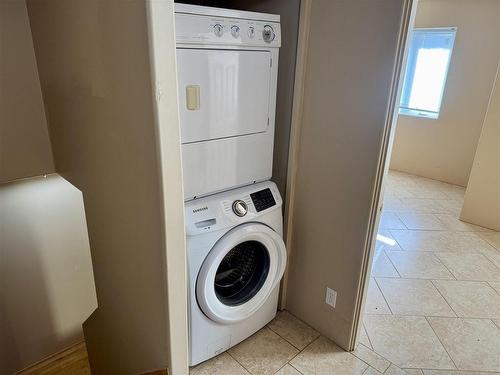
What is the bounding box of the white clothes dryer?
[175,4,281,200]
[184,181,286,366]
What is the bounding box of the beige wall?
[286,0,409,349]
[27,1,186,373]
[461,63,500,230]
[0,0,54,183]
[0,175,97,374]
[390,0,500,186]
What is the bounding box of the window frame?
[399,26,457,120]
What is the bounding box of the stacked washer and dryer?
[174,4,287,366]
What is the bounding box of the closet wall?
[1,2,97,373]
[0,0,54,183]
[286,0,411,349]
[26,1,186,373]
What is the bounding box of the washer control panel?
[175,12,281,47]
[184,181,282,236]
[250,188,276,212]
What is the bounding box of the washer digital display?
[250,188,276,212]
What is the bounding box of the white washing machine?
[175,4,281,200]
[185,181,287,366]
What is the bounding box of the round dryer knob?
[231,25,240,38]
[232,200,248,217]
[213,24,223,37]
[248,26,255,39]
[262,25,275,43]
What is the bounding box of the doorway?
[361,0,500,372]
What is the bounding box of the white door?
[176,49,272,143]
[197,223,286,324]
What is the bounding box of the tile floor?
[192,171,500,375]
[363,171,500,374]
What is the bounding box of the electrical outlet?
[325,287,337,308]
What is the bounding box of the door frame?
[348,0,419,349]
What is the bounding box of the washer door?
[197,223,286,324]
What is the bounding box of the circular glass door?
[196,223,286,324]
[214,240,270,306]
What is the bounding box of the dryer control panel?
[175,5,281,47]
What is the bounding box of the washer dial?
[262,25,275,43]
[232,200,248,217]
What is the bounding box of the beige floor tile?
[412,175,449,189]
[434,214,492,232]
[423,370,500,375]
[398,213,447,230]
[365,280,392,314]
[389,231,492,252]
[385,187,416,199]
[493,319,500,329]
[428,317,500,372]
[489,281,500,294]
[435,253,500,281]
[190,353,249,375]
[376,230,403,251]
[385,364,416,375]
[352,344,390,373]
[363,367,383,375]
[275,364,302,375]
[387,251,454,280]
[433,280,500,318]
[290,336,368,375]
[442,186,466,201]
[480,247,500,269]
[383,197,406,211]
[377,278,455,317]
[403,369,424,375]
[434,199,464,216]
[396,199,449,214]
[406,186,450,200]
[228,327,298,375]
[363,315,455,369]
[387,171,419,186]
[371,249,400,278]
[380,212,407,229]
[480,232,500,250]
[267,311,320,350]
[358,325,372,349]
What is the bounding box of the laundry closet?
[24,0,414,373]
[174,4,288,365]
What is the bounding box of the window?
[399,27,457,119]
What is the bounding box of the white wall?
[390,0,500,186]
[461,63,500,230]
[0,0,54,184]
[0,175,97,374]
